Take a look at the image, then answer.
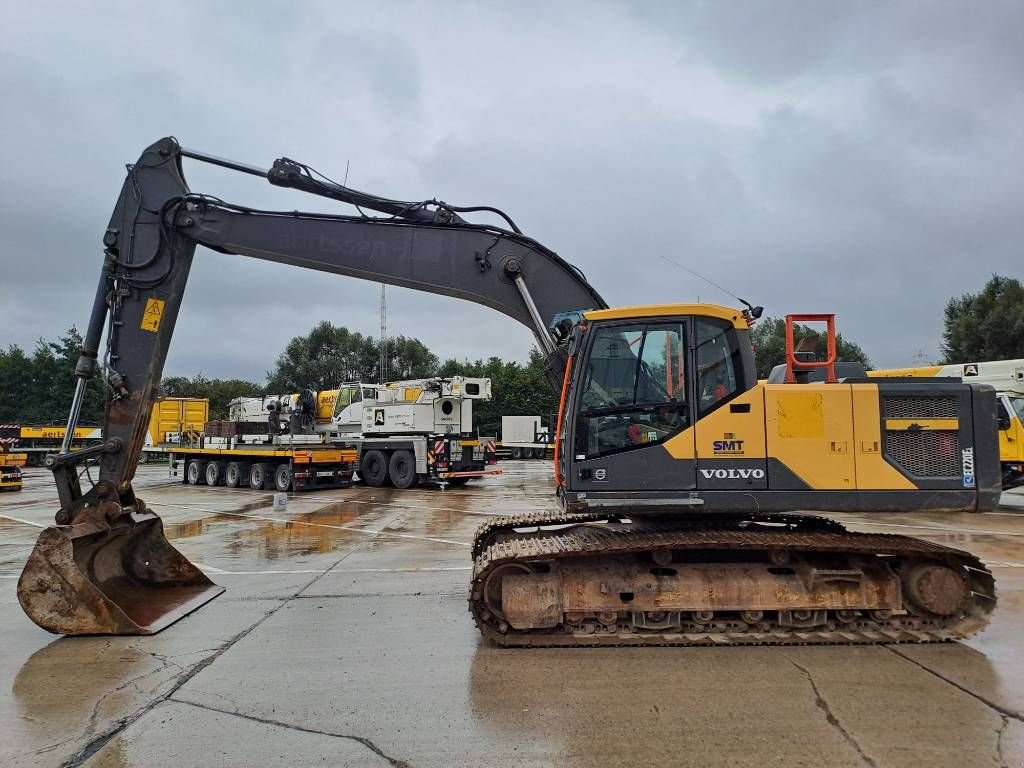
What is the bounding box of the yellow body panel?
[693,386,767,459]
[662,422,696,460]
[584,303,748,330]
[850,385,917,489]
[665,383,922,490]
[764,386,856,489]
[867,365,943,379]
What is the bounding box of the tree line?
[1,275,1020,427]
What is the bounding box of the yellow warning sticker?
[141,298,166,332]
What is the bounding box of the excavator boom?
[18,137,606,635]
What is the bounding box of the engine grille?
[882,396,959,419]
[885,430,960,477]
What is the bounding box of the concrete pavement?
[2,463,1023,767]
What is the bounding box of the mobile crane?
[18,138,1000,645]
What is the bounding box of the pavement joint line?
[147,501,471,547]
[884,645,1024,723]
[0,513,46,528]
[846,520,1024,537]
[790,660,879,768]
[170,698,410,767]
[59,504,410,767]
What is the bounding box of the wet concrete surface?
[1,464,1023,767]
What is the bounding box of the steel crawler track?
[469,512,996,648]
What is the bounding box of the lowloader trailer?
[229,377,500,488]
[168,440,358,492]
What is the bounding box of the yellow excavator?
[17,138,1001,645]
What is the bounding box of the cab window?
[575,322,689,458]
[1011,397,1024,423]
[695,317,743,417]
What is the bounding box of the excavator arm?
[75,137,605,510]
[18,137,605,635]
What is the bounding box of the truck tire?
[446,477,469,486]
[138,452,149,465]
[388,449,418,489]
[186,460,205,485]
[274,464,292,492]
[205,461,224,486]
[361,450,389,487]
[250,463,270,490]
[225,462,248,488]
[511,447,522,459]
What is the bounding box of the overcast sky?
[1,1,1021,381]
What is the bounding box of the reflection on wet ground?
[1,465,1023,767]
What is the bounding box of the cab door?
[568,319,696,493]
[692,316,768,490]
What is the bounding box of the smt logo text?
[713,439,745,455]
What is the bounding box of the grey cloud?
[1,1,1021,384]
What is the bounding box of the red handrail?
[785,314,838,384]
[553,354,574,489]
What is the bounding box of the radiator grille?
[882,396,959,419]
[885,430,960,477]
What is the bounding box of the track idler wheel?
[902,562,969,617]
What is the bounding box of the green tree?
[382,336,439,381]
[750,317,871,380]
[0,345,34,422]
[0,328,105,424]
[266,321,379,391]
[266,322,439,390]
[440,348,557,435]
[160,375,263,419]
[942,274,1024,363]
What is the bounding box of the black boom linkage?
[56,137,606,518]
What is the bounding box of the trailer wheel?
[138,452,149,465]
[511,447,522,459]
[274,464,292,492]
[361,450,389,487]
[388,450,418,489]
[250,463,270,490]
[205,461,225,486]
[225,462,248,488]
[186,460,205,485]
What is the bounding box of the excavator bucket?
[17,511,223,635]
